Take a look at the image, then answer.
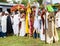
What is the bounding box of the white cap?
[5,11,9,14]
[11,14,14,16]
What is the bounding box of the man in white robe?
[13,13,20,36]
[0,12,2,37]
[1,11,8,38]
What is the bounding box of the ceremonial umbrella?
[46,4,54,12]
[10,4,25,12]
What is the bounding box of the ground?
[0,29,60,46]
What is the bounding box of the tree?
[0,0,6,2]
[21,0,34,6]
[38,0,43,5]
[21,0,28,6]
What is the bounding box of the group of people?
[0,1,59,44]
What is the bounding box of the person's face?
[12,11,15,15]
[17,11,20,14]
[38,12,41,15]
[32,11,35,15]
[2,12,5,16]
[22,13,25,16]
[21,13,24,18]
[5,13,9,16]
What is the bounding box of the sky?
[43,0,60,4]
[52,0,60,4]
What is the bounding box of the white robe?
[40,12,49,41]
[0,16,2,32]
[38,15,45,41]
[13,14,20,36]
[1,15,7,33]
[55,11,60,28]
[34,16,39,30]
[19,18,25,36]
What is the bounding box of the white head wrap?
[5,11,9,14]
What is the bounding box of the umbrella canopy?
[11,4,25,12]
[52,7,58,12]
[46,4,54,12]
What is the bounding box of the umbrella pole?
[45,11,47,43]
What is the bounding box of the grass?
[0,29,60,46]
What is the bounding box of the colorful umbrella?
[11,4,25,12]
[46,4,54,12]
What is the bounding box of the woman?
[19,11,26,36]
[40,8,46,41]
[29,11,34,37]
[33,9,40,38]
[38,11,44,39]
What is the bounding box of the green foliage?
[0,29,60,46]
[21,0,28,6]
[0,0,43,5]
[38,0,43,5]
[0,0,7,2]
